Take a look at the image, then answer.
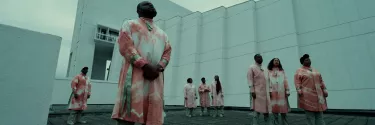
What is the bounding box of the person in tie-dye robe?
[294,54,328,125]
[210,75,224,117]
[184,78,197,117]
[67,67,92,125]
[111,2,172,125]
[247,54,271,125]
[198,77,211,116]
[266,58,290,125]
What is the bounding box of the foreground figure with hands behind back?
[294,54,328,125]
[111,1,172,125]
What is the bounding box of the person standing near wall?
[210,75,224,117]
[247,54,271,125]
[67,67,92,125]
[184,78,197,117]
[111,1,172,125]
[294,54,328,125]
[198,77,211,116]
[266,58,290,125]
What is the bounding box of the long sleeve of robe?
[294,66,328,112]
[247,64,270,113]
[68,74,90,111]
[111,19,172,125]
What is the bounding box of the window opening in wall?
[97,27,107,40]
[91,43,114,80]
[108,30,119,42]
[105,60,111,81]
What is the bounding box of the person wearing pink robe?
[184,78,197,117]
[294,54,328,125]
[67,67,92,125]
[266,58,290,125]
[111,2,172,125]
[198,77,211,116]
[247,54,271,125]
[210,75,224,117]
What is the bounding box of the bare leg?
[116,120,135,125]
[315,112,326,125]
[67,111,77,125]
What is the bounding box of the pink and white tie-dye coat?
[210,81,224,107]
[198,83,210,108]
[247,64,271,113]
[294,66,328,112]
[68,74,91,111]
[266,68,290,113]
[184,83,197,108]
[111,18,172,125]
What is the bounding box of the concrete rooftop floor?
[48,110,375,125]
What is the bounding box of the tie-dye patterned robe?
[210,81,224,106]
[184,83,197,108]
[68,74,91,111]
[247,64,271,113]
[294,66,328,112]
[198,83,210,108]
[266,68,290,113]
[111,18,172,125]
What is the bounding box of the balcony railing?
[95,32,118,43]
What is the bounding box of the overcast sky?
[0,0,253,78]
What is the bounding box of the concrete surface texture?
[48,110,375,125]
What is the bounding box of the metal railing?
[95,32,118,43]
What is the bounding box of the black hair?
[187,78,192,83]
[82,67,88,70]
[267,58,284,71]
[201,77,205,81]
[254,54,261,59]
[300,54,310,64]
[215,75,222,94]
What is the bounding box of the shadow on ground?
[48,110,375,125]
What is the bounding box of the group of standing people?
[65,1,328,125]
[184,76,224,118]
[248,54,328,125]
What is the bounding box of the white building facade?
[64,0,375,110]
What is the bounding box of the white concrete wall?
[68,0,192,79]
[51,79,117,104]
[0,24,61,125]
[58,0,375,110]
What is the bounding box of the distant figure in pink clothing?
[247,54,271,125]
[266,58,290,125]
[295,54,328,125]
[111,1,172,125]
[184,78,197,117]
[198,77,211,116]
[210,75,224,117]
[67,67,92,125]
